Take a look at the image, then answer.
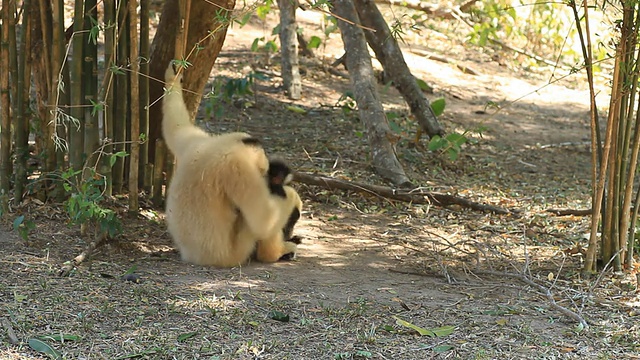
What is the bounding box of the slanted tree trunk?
[355,0,444,138]
[331,0,412,187]
[278,0,301,99]
[147,0,236,165]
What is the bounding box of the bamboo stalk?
[152,138,166,207]
[102,0,116,196]
[83,0,100,171]
[138,0,150,190]
[113,0,129,193]
[128,0,140,212]
[14,0,32,203]
[0,0,12,196]
[69,0,85,171]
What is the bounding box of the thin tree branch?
[294,172,512,214]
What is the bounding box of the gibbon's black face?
[267,160,293,198]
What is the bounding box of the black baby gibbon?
[162,62,302,267]
[266,159,302,243]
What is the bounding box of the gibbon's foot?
[279,251,297,261]
[286,235,303,245]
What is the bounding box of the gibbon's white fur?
[162,63,299,267]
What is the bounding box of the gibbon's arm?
[162,63,208,157]
[226,152,282,239]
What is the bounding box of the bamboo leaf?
[430,97,446,117]
[28,338,62,359]
[393,316,434,336]
[177,331,198,342]
[308,36,322,49]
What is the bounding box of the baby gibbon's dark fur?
[265,159,302,243]
[267,159,294,198]
[162,62,301,267]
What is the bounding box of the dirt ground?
[2,5,640,360]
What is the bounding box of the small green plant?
[426,97,486,160]
[61,152,126,238]
[13,215,36,242]
[204,72,269,119]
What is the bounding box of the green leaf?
[415,78,432,92]
[446,133,467,147]
[427,135,446,151]
[256,4,271,20]
[13,215,25,230]
[235,12,252,27]
[14,292,27,302]
[37,334,81,342]
[430,97,446,117]
[110,151,128,167]
[286,105,307,114]
[177,331,198,342]
[271,24,281,36]
[447,148,459,161]
[122,265,138,276]
[386,111,399,120]
[251,38,261,52]
[308,36,322,49]
[355,350,373,358]
[431,325,455,337]
[28,338,62,360]
[268,310,290,322]
[388,120,402,134]
[394,316,435,336]
[381,324,395,332]
[433,344,455,353]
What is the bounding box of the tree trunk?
[147,0,236,164]
[278,0,301,99]
[354,0,444,138]
[0,0,11,195]
[331,0,412,187]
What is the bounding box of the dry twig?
[480,270,589,329]
[1,317,19,344]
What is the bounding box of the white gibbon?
[162,62,301,267]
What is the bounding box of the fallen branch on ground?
[59,233,108,276]
[293,172,512,214]
[546,208,592,216]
